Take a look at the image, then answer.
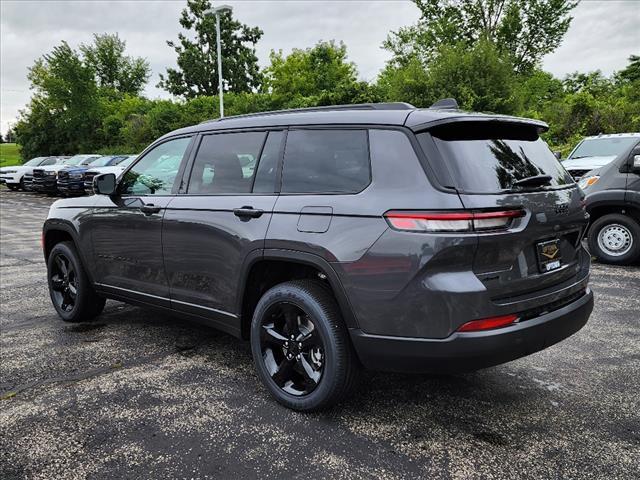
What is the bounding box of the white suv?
[0,156,62,190]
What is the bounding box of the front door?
[162,130,284,333]
[89,136,194,306]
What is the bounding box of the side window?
[253,131,284,193]
[282,129,370,193]
[187,131,266,194]
[121,137,191,196]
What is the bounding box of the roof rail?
[429,98,459,110]
[200,102,416,124]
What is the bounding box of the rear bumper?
[349,288,594,373]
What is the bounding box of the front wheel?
[250,280,359,411]
[587,213,640,265]
[47,241,105,322]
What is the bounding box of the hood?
[60,165,91,174]
[35,164,74,173]
[562,155,617,170]
[0,165,30,173]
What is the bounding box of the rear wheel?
[47,241,105,322]
[588,213,640,265]
[250,280,359,411]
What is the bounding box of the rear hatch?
[421,121,589,301]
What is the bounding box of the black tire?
[47,241,105,322]
[250,280,359,412]
[587,213,640,265]
[7,184,18,191]
[19,178,26,191]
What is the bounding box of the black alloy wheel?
[259,302,325,396]
[250,280,359,411]
[50,252,79,313]
[47,241,105,322]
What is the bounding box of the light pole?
[204,4,233,118]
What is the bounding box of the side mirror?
[553,151,562,160]
[94,173,116,195]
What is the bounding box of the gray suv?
[43,101,594,411]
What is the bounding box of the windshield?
[569,137,638,159]
[426,122,573,194]
[89,156,117,167]
[119,157,135,168]
[81,156,101,165]
[64,156,86,166]
[24,157,45,166]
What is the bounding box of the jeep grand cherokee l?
[43,101,594,411]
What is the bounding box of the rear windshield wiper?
[511,175,552,189]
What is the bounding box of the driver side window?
[121,137,192,195]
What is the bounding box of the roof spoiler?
[429,98,459,110]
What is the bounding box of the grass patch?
[0,143,22,167]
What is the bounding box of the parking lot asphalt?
[0,187,639,480]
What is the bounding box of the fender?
[42,219,97,285]
[585,189,627,212]
[236,248,360,330]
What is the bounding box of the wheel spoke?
[55,255,68,276]
[262,324,287,346]
[300,329,319,348]
[51,275,64,291]
[272,358,295,388]
[281,304,299,336]
[298,355,321,385]
[68,283,78,299]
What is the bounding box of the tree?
[379,40,518,113]
[80,33,150,95]
[16,41,100,157]
[158,0,263,98]
[384,0,578,73]
[0,133,4,143]
[616,54,640,84]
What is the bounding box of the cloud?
[1,0,638,136]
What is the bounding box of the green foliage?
[158,0,263,98]
[80,33,150,95]
[16,41,100,158]
[0,143,22,167]
[378,41,518,113]
[384,0,577,73]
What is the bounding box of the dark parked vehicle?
[43,101,594,411]
[33,154,100,194]
[579,139,640,264]
[57,155,130,196]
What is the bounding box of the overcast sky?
[1,0,639,135]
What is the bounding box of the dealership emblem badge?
[541,243,560,259]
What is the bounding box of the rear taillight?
[384,210,524,233]
[457,314,519,332]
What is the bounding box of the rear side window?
[424,122,573,193]
[188,132,266,194]
[282,129,370,194]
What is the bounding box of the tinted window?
[253,131,283,193]
[41,158,59,166]
[282,129,370,193]
[188,131,266,194]
[426,123,573,193]
[24,157,45,166]
[122,137,191,195]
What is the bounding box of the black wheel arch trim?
[237,248,360,332]
[42,219,96,285]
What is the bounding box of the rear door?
[162,130,283,332]
[420,122,589,300]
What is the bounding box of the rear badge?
[536,239,562,273]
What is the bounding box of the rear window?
[282,129,370,194]
[425,122,573,193]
